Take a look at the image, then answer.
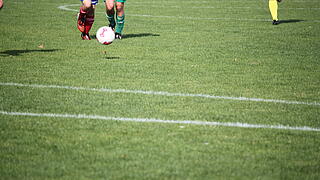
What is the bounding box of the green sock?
[106,13,115,28]
[115,15,125,34]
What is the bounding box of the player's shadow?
[279,19,304,24]
[123,33,160,39]
[91,33,159,40]
[0,49,61,56]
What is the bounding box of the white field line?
[128,1,320,3]
[129,5,320,10]
[58,3,320,11]
[57,4,320,23]
[58,4,78,12]
[0,111,319,132]
[1,82,319,106]
[126,14,272,22]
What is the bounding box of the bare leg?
[0,0,4,9]
[78,0,95,39]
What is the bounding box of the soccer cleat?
[272,20,280,25]
[277,0,282,2]
[115,32,122,40]
[77,13,85,33]
[81,33,91,40]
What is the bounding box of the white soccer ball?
[96,26,115,45]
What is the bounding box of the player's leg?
[78,0,92,33]
[0,0,3,9]
[83,6,95,40]
[78,0,96,40]
[269,0,279,25]
[105,0,126,39]
[114,1,125,39]
[105,0,116,29]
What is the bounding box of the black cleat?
[277,0,282,2]
[115,32,122,39]
[81,33,91,40]
[272,20,280,25]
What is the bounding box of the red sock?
[77,6,87,32]
[84,14,94,34]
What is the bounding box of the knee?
[116,2,124,12]
[83,1,94,9]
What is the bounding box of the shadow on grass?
[0,49,61,56]
[92,33,160,40]
[123,33,160,39]
[279,19,304,24]
[90,35,97,40]
[104,56,120,60]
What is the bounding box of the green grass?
[1,0,320,179]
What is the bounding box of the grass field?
[1,0,320,179]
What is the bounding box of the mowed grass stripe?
[1,111,320,132]
[1,82,319,106]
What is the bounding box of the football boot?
[81,33,91,40]
[272,20,280,25]
[115,32,122,40]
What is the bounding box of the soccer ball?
[96,26,115,45]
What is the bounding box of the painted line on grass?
[125,14,272,22]
[58,3,320,11]
[129,1,320,3]
[0,111,319,132]
[58,4,320,22]
[129,4,320,10]
[1,82,319,106]
[123,14,320,23]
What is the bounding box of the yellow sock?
[269,0,278,21]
